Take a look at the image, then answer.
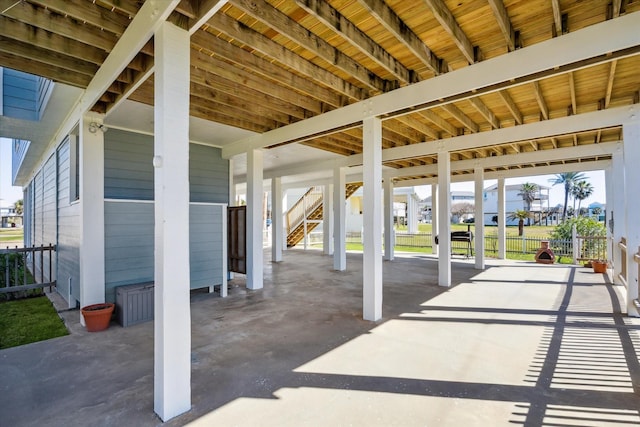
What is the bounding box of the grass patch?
[0,296,68,349]
[0,228,24,243]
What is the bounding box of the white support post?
[605,165,614,270]
[384,178,394,261]
[246,149,264,290]
[271,177,283,262]
[611,148,625,285]
[437,151,451,287]
[282,191,288,252]
[228,158,235,279]
[220,207,228,297]
[497,177,506,259]
[474,166,485,270]
[323,184,334,255]
[431,184,438,255]
[153,21,191,422]
[623,120,639,316]
[363,117,383,321]
[78,115,105,320]
[333,166,346,271]
[407,193,418,234]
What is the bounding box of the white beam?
[271,177,283,262]
[246,149,264,290]
[394,160,612,187]
[333,166,347,271]
[605,165,614,275]
[612,148,625,285]
[437,151,451,287]
[78,115,105,320]
[222,13,640,158]
[431,184,438,255]
[362,117,383,321]
[383,107,627,163]
[323,184,334,255]
[474,166,485,270]
[623,120,640,316]
[384,179,394,261]
[497,177,506,259]
[153,21,191,422]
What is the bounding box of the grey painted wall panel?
[104,129,154,200]
[190,144,229,204]
[56,139,80,304]
[190,204,224,288]
[2,69,38,121]
[104,201,154,303]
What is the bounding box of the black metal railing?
[0,244,56,295]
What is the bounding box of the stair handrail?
[286,186,323,234]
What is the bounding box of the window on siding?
[69,134,79,202]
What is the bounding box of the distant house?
[587,202,606,221]
[420,191,475,223]
[482,184,552,226]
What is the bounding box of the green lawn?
[397,223,556,238]
[0,228,24,243]
[0,296,68,349]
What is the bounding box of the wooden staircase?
[286,182,362,248]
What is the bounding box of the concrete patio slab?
[1,250,639,426]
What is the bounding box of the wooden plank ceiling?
[1,0,639,180]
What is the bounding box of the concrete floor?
[1,250,640,426]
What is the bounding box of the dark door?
[228,206,246,274]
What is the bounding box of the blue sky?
[415,170,606,208]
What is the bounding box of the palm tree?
[14,199,23,216]
[549,172,587,221]
[517,182,538,225]
[508,209,531,236]
[571,180,594,215]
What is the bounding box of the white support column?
[474,166,485,270]
[497,177,507,260]
[282,191,288,252]
[431,184,438,255]
[605,165,614,274]
[384,178,394,261]
[333,166,346,271]
[323,184,334,255]
[229,158,236,206]
[611,148,625,285]
[271,177,283,262]
[623,120,639,316]
[246,149,264,290]
[363,117,383,321]
[153,21,191,422]
[78,115,105,319]
[437,151,451,287]
[407,194,418,234]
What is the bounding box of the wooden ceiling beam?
[356,0,445,75]
[191,31,344,108]
[209,12,365,100]
[0,35,98,77]
[191,67,308,121]
[191,50,322,115]
[486,0,515,52]
[0,16,108,66]
[551,0,562,36]
[441,103,479,133]
[419,110,458,137]
[422,0,476,64]
[394,116,439,140]
[30,0,131,35]
[229,0,389,93]
[497,90,523,125]
[532,81,549,120]
[294,0,416,84]
[1,0,119,52]
[94,0,140,16]
[0,51,91,88]
[605,60,618,108]
[568,72,577,114]
[468,97,499,129]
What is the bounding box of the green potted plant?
[81,303,115,332]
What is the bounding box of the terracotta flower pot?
[81,303,115,332]
[592,260,608,274]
